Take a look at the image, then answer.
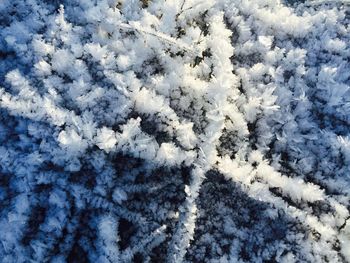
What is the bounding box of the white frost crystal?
[0,0,349,262]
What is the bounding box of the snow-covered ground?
[0,0,349,262]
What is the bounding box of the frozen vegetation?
[0,0,349,262]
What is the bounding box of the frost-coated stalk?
[167,167,205,263]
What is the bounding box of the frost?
[0,0,349,262]
[95,127,117,152]
[58,129,88,154]
[112,188,127,204]
[51,49,74,74]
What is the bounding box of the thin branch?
[117,22,200,56]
